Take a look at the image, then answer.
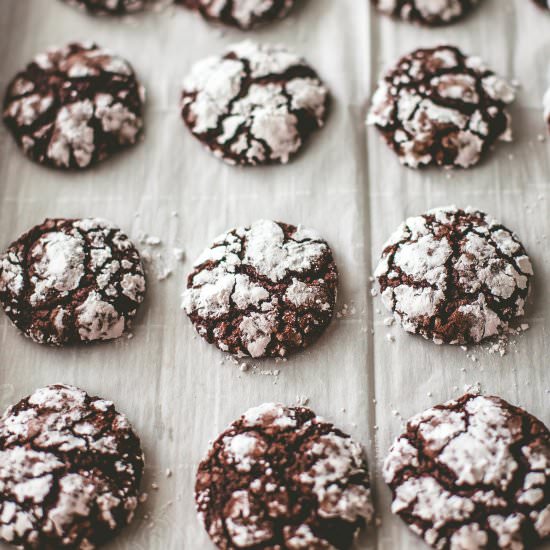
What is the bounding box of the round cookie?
[180,41,329,166]
[182,220,338,358]
[374,206,533,345]
[0,218,146,346]
[61,0,146,14]
[371,0,480,26]
[533,0,550,10]
[183,0,296,30]
[383,391,550,549]
[196,403,374,549]
[367,45,515,169]
[0,384,144,549]
[3,42,145,169]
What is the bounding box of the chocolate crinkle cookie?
[179,0,296,29]
[384,391,550,550]
[0,218,146,346]
[367,45,515,169]
[0,384,144,550]
[371,0,480,26]
[374,206,533,345]
[533,0,550,10]
[196,403,374,549]
[181,41,329,166]
[61,0,146,14]
[182,220,337,358]
[3,42,145,169]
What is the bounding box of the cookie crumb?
[173,247,185,262]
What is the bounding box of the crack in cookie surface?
[371,0,480,26]
[0,218,146,346]
[181,41,329,166]
[383,392,550,549]
[367,45,515,169]
[0,384,144,550]
[374,206,533,345]
[182,220,337,358]
[3,42,145,169]
[196,403,374,549]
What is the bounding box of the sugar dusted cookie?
[196,403,374,549]
[0,218,146,346]
[374,206,533,345]
[367,45,515,169]
[0,384,144,549]
[181,41,329,166]
[3,42,144,169]
[384,391,550,549]
[182,220,337,358]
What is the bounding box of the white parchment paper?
[0,1,549,548]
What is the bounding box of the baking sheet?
[0,1,549,549]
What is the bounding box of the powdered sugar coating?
[0,384,144,549]
[3,42,144,169]
[182,220,337,358]
[367,45,515,169]
[183,0,296,29]
[372,0,480,26]
[196,403,374,549]
[181,41,329,166]
[61,0,146,14]
[383,392,550,549]
[0,218,146,346]
[374,206,533,345]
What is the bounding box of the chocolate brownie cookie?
[0,384,144,549]
[61,0,146,14]
[180,0,296,30]
[182,220,337,358]
[384,391,550,549]
[196,403,374,549]
[367,45,515,169]
[0,218,146,346]
[374,206,533,345]
[3,42,144,169]
[181,41,329,166]
[371,0,480,26]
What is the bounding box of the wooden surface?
[0,1,549,549]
